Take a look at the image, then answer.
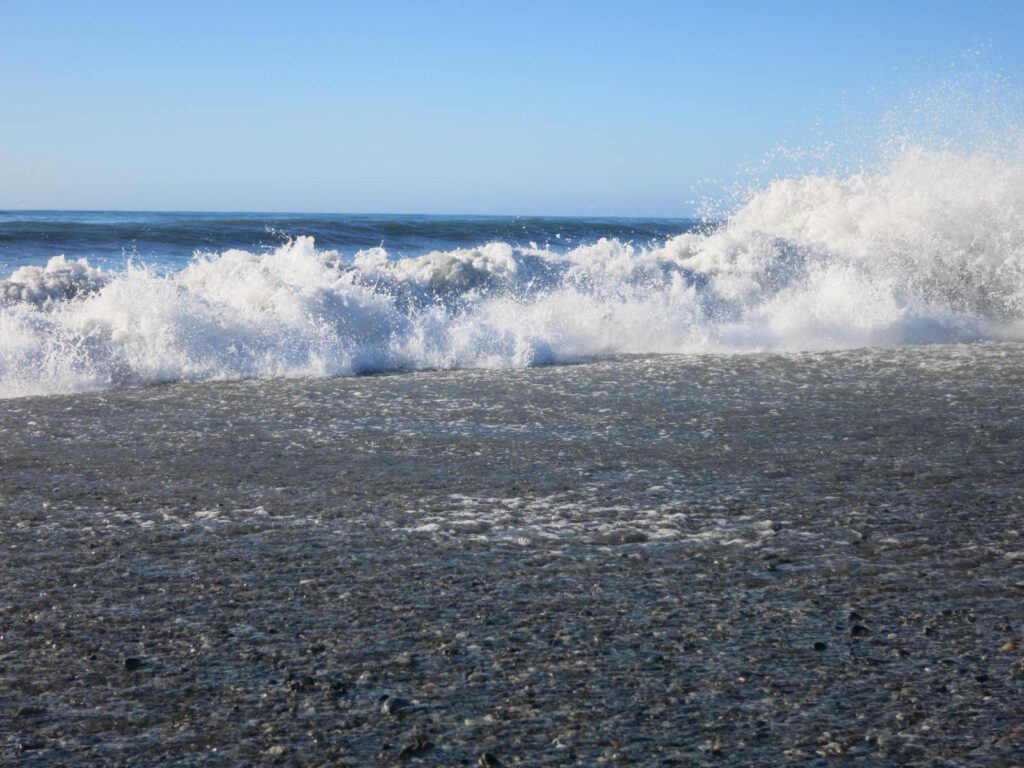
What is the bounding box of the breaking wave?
[2,145,1024,398]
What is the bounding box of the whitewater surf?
[2,145,1023,399]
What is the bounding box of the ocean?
[3,144,1023,400]
[2,145,1023,764]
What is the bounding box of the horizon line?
[0,207,700,221]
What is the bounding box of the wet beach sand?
[2,344,1023,766]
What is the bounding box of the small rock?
[849,624,869,637]
[397,734,432,759]
[381,696,413,716]
[123,657,144,671]
[639,651,664,665]
[1000,639,1016,653]
[15,706,47,718]
[701,736,722,754]
[817,741,844,756]
[478,752,502,767]
[286,674,316,692]
[813,641,828,651]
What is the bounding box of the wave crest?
[0,255,110,307]
[2,145,1023,398]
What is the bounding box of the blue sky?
[2,1,1023,215]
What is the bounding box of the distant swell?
[2,146,1024,398]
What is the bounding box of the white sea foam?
[2,145,1024,398]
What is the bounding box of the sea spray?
[2,145,1023,398]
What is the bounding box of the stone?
[15,706,47,718]
[397,734,432,759]
[381,696,413,716]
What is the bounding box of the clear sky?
[2,0,1023,216]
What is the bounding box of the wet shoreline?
[2,346,1023,765]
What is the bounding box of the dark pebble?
[286,674,316,692]
[478,752,502,767]
[381,696,413,716]
[397,734,432,759]
[813,641,828,651]
[849,624,870,637]
[123,657,144,671]
[15,706,47,718]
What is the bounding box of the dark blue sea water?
[0,211,694,274]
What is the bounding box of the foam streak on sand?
[2,145,1024,397]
